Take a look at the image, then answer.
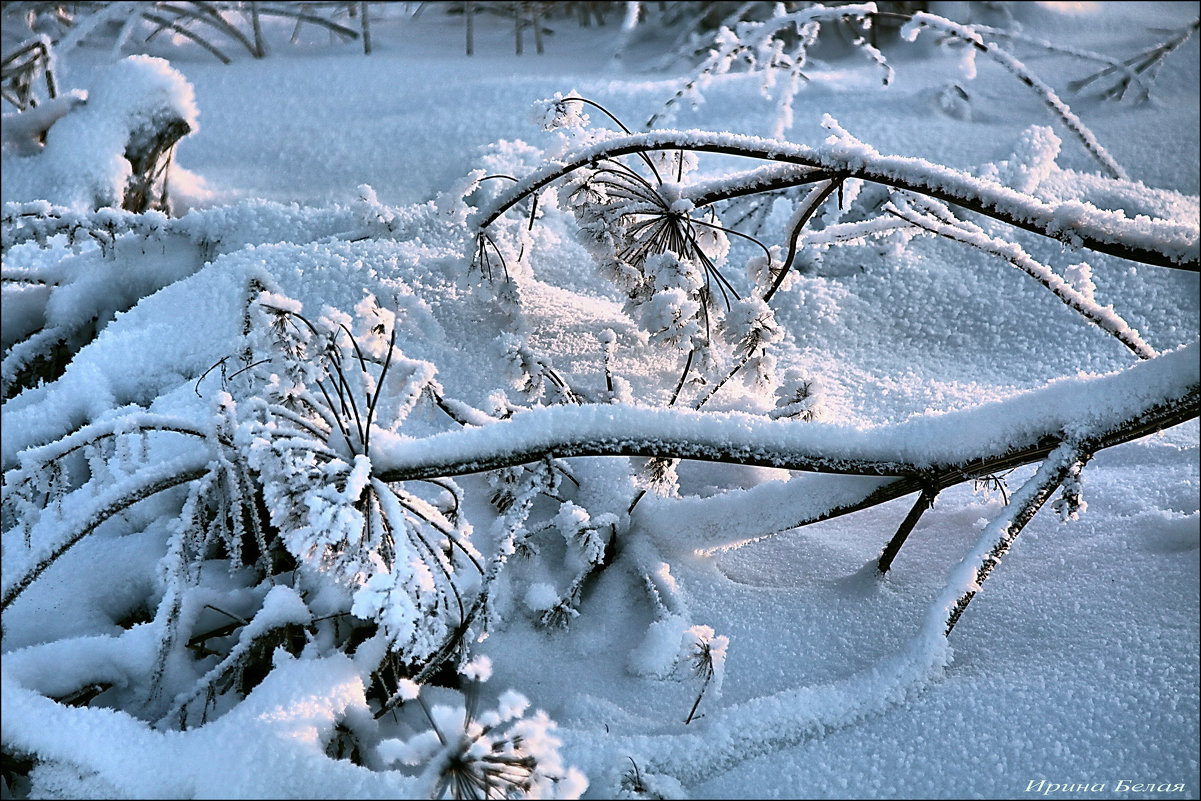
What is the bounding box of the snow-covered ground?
[2,2,1198,798]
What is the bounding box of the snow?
[2,2,1198,799]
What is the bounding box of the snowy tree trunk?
[360,2,372,55]
[465,1,474,56]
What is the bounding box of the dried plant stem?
[465,1,474,55]
[903,12,1128,180]
[764,177,844,301]
[2,455,212,611]
[1068,19,1199,102]
[359,1,371,55]
[943,445,1090,636]
[685,679,708,725]
[141,11,232,63]
[885,200,1158,360]
[877,484,939,574]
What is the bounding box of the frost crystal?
[378,691,587,799]
[533,91,590,131]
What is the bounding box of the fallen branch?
[884,196,1158,360]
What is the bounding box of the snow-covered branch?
[901,12,1129,180]
[1,451,212,611]
[372,344,1198,484]
[472,130,1199,270]
[939,442,1089,636]
[884,197,1158,360]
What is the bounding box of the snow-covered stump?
[121,113,192,213]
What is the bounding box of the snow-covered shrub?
[2,54,198,213]
[1,236,595,795]
[0,34,58,111]
[0,187,664,794]
[243,293,486,668]
[0,198,368,401]
[642,2,893,138]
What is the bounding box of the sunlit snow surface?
[1,2,1198,799]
